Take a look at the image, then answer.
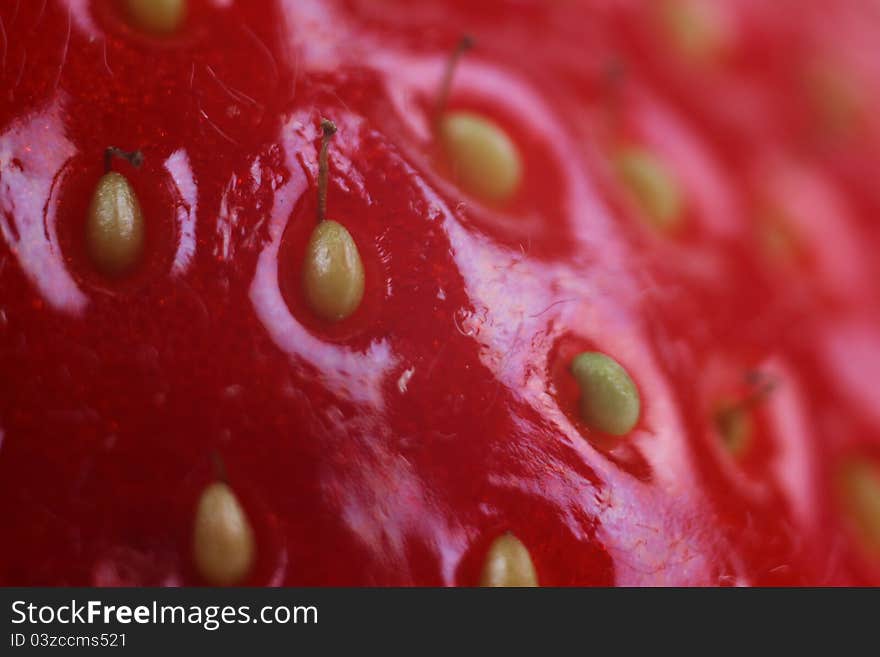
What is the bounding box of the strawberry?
[1,0,880,586]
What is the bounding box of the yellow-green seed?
[193,482,255,586]
[840,459,880,557]
[86,171,145,276]
[614,148,683,232]
[480,533,538,587]
[714,404,753,457]
[571,352,640,436]
[757,207,801,266]
[804,62,863,139]
[658,0,726,63]
[125,0,187,34]
[302,220,365,322]
[439,111,522,203]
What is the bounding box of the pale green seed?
[440,111,522,203]
[658,0,727,63]
[614,148,683,232]
[86,171,145,276]
[571,352,640,436]
[804,62,863,139]
[714,403,753,457]
[193,482,255,586]
[479,533,538,587]
[302,220,365,322]
[125,0,187,34]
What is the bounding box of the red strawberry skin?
[1,0,879,586]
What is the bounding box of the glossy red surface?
[2,0,880,585]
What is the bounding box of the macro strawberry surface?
[1,0,880,586]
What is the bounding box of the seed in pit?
[86,171,145,277]
[480,533,538,587]
[614,147,683,233]
[125,0,187,34]
[434,36,523,203]
[193,481,255,586]
[571,351,641,436]
[302,119,365,322]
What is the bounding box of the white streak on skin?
[249,157,262,188]
[277,0,344,72]
[764,358,819,532]
[0,97,88,315]
[163,149,198,275]
[248,113,396,409]
[91,546,182,586]
[822,320,880,430]
[59,0,100,39]
[214,156,271,262]
[328,429,467,583]
[222,384,243,399]
[215,173,238,261]
[266,545,289,586]
[397,367,415,394]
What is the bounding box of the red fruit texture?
[2,0,880,586]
